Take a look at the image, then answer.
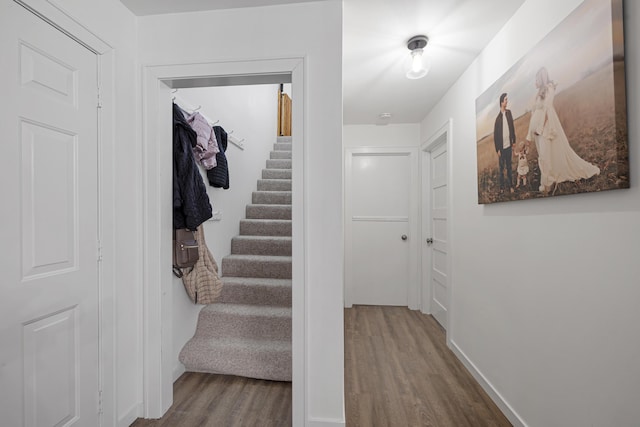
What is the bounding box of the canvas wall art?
[475,0,628,204]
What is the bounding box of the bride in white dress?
[526,67,600,192]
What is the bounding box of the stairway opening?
[142,59,305,422]
[173,85,293,383]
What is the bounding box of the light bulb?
[406,48,428,79]
[411,49,423,72]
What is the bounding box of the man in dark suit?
[494,92,516,193]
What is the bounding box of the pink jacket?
[187,112,220,169]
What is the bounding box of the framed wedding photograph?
[475,0,628,204]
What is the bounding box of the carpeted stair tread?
[239,219,291,236]
[274,142,292,151]
[179,337,291,381]
[262,168,291,179]
[219,277,291,307]
[246,204,291,220]
[270,151,292,160]
[200,302,291,318]
[257,179,292,191]
[266,159,291,169]
[252,191,291,205]
[195,303,291,340]
[222,254,292,279]
[231,235,292,256]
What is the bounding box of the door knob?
[401,235,407,241]
[426,237,434,245]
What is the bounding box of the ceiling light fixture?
[377,112,392,126]
[406,35,429,80]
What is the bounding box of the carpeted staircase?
[179,137,292,382]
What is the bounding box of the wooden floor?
[130,374,291,427]
[132,306,510,426]
[345,306,511,426]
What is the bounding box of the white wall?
[170,84,279,380]
[138,2,344,425]
[420,1,640,425]
[344,123,420,148]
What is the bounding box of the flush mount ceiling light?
[377,112,392,126]
[406,35,430,79]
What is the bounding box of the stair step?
[239,219,291,236]
[195,303,291,340]
[219,277,291,306]
[246,204,291,220]
[222,254,292,279]
[252,191,291,205]
[277,136,292,143]
[231,235,292,256]
[257,179,292,191]
[179,336,291,381]
[262,169,291,180]
[266,159,291,169]
[270,151,292,160]
[274,142,292,151]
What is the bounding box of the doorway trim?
[420,119,453,345]
[141,58,306,424]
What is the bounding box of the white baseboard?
[118,402,142,427]
[308,417,346,427]
[449,339,527,427]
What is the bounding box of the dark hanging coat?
[207,125,230,189]
[173,103,212,229]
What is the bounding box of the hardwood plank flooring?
[130,373,291,427]
[345,305,512,427]
[131,306,510,426]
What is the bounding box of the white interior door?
[422,141,449,329]
[346,150,418,307]
[0,2,100,425]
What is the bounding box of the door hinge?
[97,87,103,109]
[97,239,103,262]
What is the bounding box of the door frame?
[141,58,306,424]
[420,119,453,344]
[344,146,420,309]
[11,0,116,424]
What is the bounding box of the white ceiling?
[118,0,321,15]
[119,0,525,125]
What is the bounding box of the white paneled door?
[0,2,100,426]
[345,149,418,307]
